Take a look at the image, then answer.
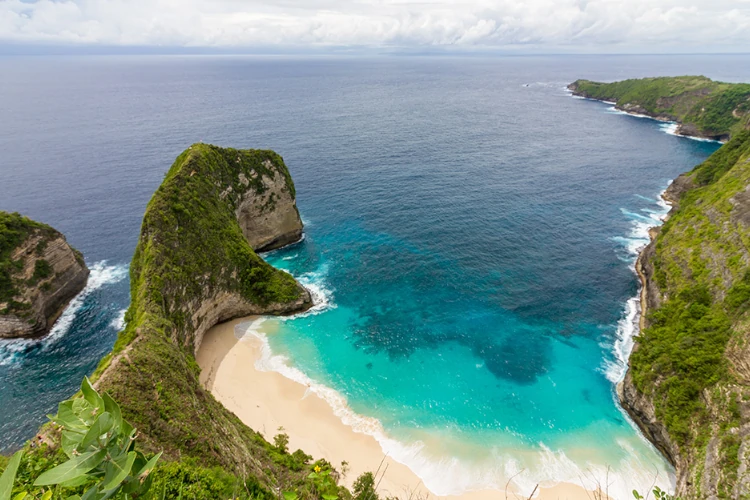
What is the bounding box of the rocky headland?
[569,75,750,497]
[81,144,322,494]
[0,212,89,339]
[568,76,750,142]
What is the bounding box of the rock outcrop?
[0,212,89,339]
[236,160,304,252]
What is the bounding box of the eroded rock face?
[0,227,89,339]
[236,160,304,252]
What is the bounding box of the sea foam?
[605,187,672,383]
[110,308,128,330]
[0,261,128,366]
[565,89,723,144]
[280,264,337,319]
[605,106,723,143]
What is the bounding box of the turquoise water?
[258,184,674,495]
[0,55,742,497]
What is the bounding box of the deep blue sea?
[1,54,748,497]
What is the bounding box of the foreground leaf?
[134,452,161,478]
[34,449,106,486]
[79,412,113,451]
[81,377,104,413]
[0,450,23,500]
[61,430,85,458]
[55,401,89,432]
[101,393,122,433]
[60,474,94,488]
[100,451,136,491]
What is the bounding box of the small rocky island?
[0,212,89,338]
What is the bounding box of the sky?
[1,0,749,53]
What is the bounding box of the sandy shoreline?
[196,316,608,500]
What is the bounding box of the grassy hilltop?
[569,76,750,141]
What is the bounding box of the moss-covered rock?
[0,212,89,338]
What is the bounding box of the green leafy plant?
[352,472,377,500]
[306,462,340,500]
[0,377,161,500]
[633,486,679,500]
[0,450,24,500]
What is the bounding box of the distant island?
[569,76,750,141]
[0,212,89,339]
[571,76,750,498]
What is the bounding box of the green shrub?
[31,260,52,283]
[147,459,273,500]
[0,377,160,500]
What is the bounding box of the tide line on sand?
[196,317,609,500]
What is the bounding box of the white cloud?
[0,0,748,51]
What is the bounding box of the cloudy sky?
[1,0,749,52]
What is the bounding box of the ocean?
[1,54,747,497]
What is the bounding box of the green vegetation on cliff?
[569,76,750,140]
[0,212,87,329]
[630,130,750,496]
[95,144,317,493]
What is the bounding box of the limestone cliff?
[90,144,314,489]
[235,160,304,252]
[568,76,750,142]
[621,131,750,498]
[0,212,89,339]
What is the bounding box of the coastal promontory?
[87,144,320,493]
[0,212,89,339]
[569,76,750,141]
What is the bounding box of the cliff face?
[90,144,313,489]
[236,160,304,252]
[568,76,750,142]
[0,212,89,339]
[621,131,750,498]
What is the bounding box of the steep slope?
[569,76,750,141]
[0,212,89,338]
[86,144,318,491]
[621,131,750,498]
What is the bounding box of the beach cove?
[197,317,607,500]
